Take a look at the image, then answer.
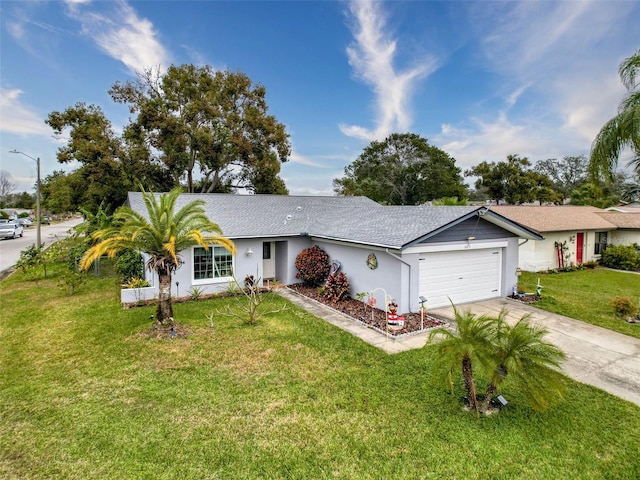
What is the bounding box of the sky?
[0,0,638,197]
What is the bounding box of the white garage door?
[419,248,502,308]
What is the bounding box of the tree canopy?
[535,156,588,202]
[46,103,173,213]
[45,65,291,214]
[109,65,290,194]
[589,49,640,181]
[465,154,556,205]
[333,133,466,205]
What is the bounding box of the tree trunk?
[156,268,174,323]
[462,354,478,414]
[480,382,497,413]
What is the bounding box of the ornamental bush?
[115,250,145,282]
[601,244,640,272]
[609,296,639,319]
[323,272,351,303]
[295,245,330,286]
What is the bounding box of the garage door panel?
[419,249,502,308]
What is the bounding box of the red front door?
[576,232,584,264]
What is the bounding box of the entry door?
[263,242,276,279]
[576,232,584,264]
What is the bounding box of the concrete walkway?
[279,289,640,407]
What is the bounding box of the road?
[0,217,84,274]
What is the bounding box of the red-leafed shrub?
[323,272,351,303]
[295,245,331,286]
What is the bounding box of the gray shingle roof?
[127,193,536,249]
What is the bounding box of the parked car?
[16,218,33,227]
[0,222,24,239]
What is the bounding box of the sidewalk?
[279,289,640,407]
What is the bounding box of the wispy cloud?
[436,1,636,170]
[0,89,51,136]
[289,151,329,168]
[340,0,437,141]
[64,0,170,74]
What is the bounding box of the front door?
[576,232,584,264]
[263,242,276,279]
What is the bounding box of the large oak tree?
[333,133,466,205]
[109,65,290,194]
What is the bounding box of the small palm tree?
[589,49,640,181]
[428,304,494,416]
[79,187,235,324]
[479,310,566,413]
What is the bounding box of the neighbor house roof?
[491,205,617,232]
[605,202,640,213]
[127,193,542,249]
[596,212,640,229]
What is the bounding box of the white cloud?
[432,1,637,171]
[0,89,51,136]
[289,151,329,168]
[64,0,170,74]
[340,0,437,141]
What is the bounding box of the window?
[193,246,233,281]
[594,231,607,255]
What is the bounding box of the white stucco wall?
[518,230,612,271]
[609,230,640,246]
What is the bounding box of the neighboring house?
[605,202,640,213]
[123,193,542,311]
[491,205,640,271]
[596,211,640,245]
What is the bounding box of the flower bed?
[287,284,446,336]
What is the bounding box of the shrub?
[189,286,204,300]
[609,296,639,319]
[115,250,145,282]
[323,272,351,302]
[122,277,151,289]
[601,244,640,272]
[295,245,330,286]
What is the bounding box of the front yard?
[518,268,640,339]
[1,265,639,479]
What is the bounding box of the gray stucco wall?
[313,240,405,314]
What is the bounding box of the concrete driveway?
[430,298,640,407]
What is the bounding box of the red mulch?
[287,284,446,336]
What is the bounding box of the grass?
[519,268,640,339]
[1,264,640,479]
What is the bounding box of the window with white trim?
[193,246,233,281]
[594,231,607,255]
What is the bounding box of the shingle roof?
[127,193,540,249]
[596,212,640,229]
[491,205,617,232]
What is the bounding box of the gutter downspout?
[385,248,414,313]
[519,239,529,247]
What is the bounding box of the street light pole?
[9,150,41,248]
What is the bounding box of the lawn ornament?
[387,299,405,327]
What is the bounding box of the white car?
[0,222,24,239]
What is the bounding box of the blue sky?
[1,0,638,196]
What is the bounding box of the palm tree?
[428,304,494,416]
[479,310,566,413]
[589,49,640,182]
[79,187,235,324]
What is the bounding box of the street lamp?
[9,150,41,248]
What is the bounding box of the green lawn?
[1,266,639,479]
[518,268,640,339]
